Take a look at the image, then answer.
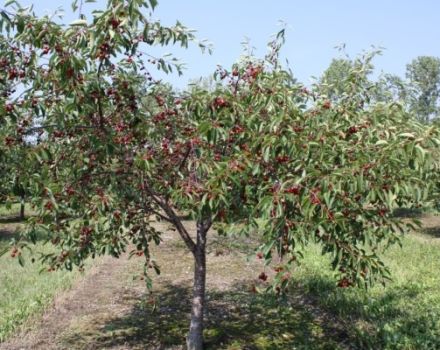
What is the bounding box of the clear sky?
[14,0,440,88]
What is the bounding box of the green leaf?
[18,255,25,267]
[375,140,388,146]
[70,19,88,26]
[398,132,415,140]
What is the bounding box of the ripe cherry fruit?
[213,97,227,108]
[322,100,332,109]
[285,185,301,195]
[258,272,268,281]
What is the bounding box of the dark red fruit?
[213,97,227,108]
[258,272,268,281]
[276,155,289,164]
[285,185,301,195]
[337,277,352,288]
[155,95,165,106]
[322,100,331,109]
[348,126,358,134]
[5,104,14,113]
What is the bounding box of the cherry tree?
[1,1,440,349]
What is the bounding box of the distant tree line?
[318,54,440,124]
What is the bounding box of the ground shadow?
[0,215,26,224]
[0,228,17,243]
[422,226,440,238]
[0,223,46,251]
[57,274,440,349]
[392,207,427,218]
[0,212,26,250]
[297,275,440,349]
[59,281,349,350]
[0,228,20,252]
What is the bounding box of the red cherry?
[155,95,165,106]
[81,226,93,236]
[327,210,335,220]
[310,191,321,205]
[44,201,54,211]
[231,125,245,134]
[337,277,352,288]
[65,186,75,196]
[275,155,289,164]
[378,208,387,217]
[322,100,331,109]
[273,266,283,273]
[213,97,227,108]
[285,185,301,195]
[258,272,268,281]
[5,104,14,113]
[110,18,120,29]
[348,126,358,134]
[8,68,17,80]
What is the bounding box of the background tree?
[317,52,378,105]
[405,56,440,123]
[319,58,355,100]
[0,144,32,220]
[373,73,409,104]
[2,2,440,350]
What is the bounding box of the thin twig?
[78,0,84,19]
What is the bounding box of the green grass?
[0,202,27,217]
[0,205,86,342]
[1,202,440,349]
[294,232,440,350]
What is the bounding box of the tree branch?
[143,180,196,252]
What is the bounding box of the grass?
[0,204,86,342]
[1,205,440,349]
[294,229,440,349]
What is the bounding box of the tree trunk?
[186,220,208,350]
[19,194,25,221]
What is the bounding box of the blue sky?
[15,0,440,88]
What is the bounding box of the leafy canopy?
[1,1,440,293]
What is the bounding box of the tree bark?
[19,194,25,221]
[186,219,209,350]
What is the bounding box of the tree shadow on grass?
[0,213,26,251]
[422,226,440,238]
[59,281,349,350]
[297,275,440,349]
[0,225,48,252]
[0,228,20,252]
[0,215,26,224]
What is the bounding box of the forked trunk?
[187,221,208,350]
